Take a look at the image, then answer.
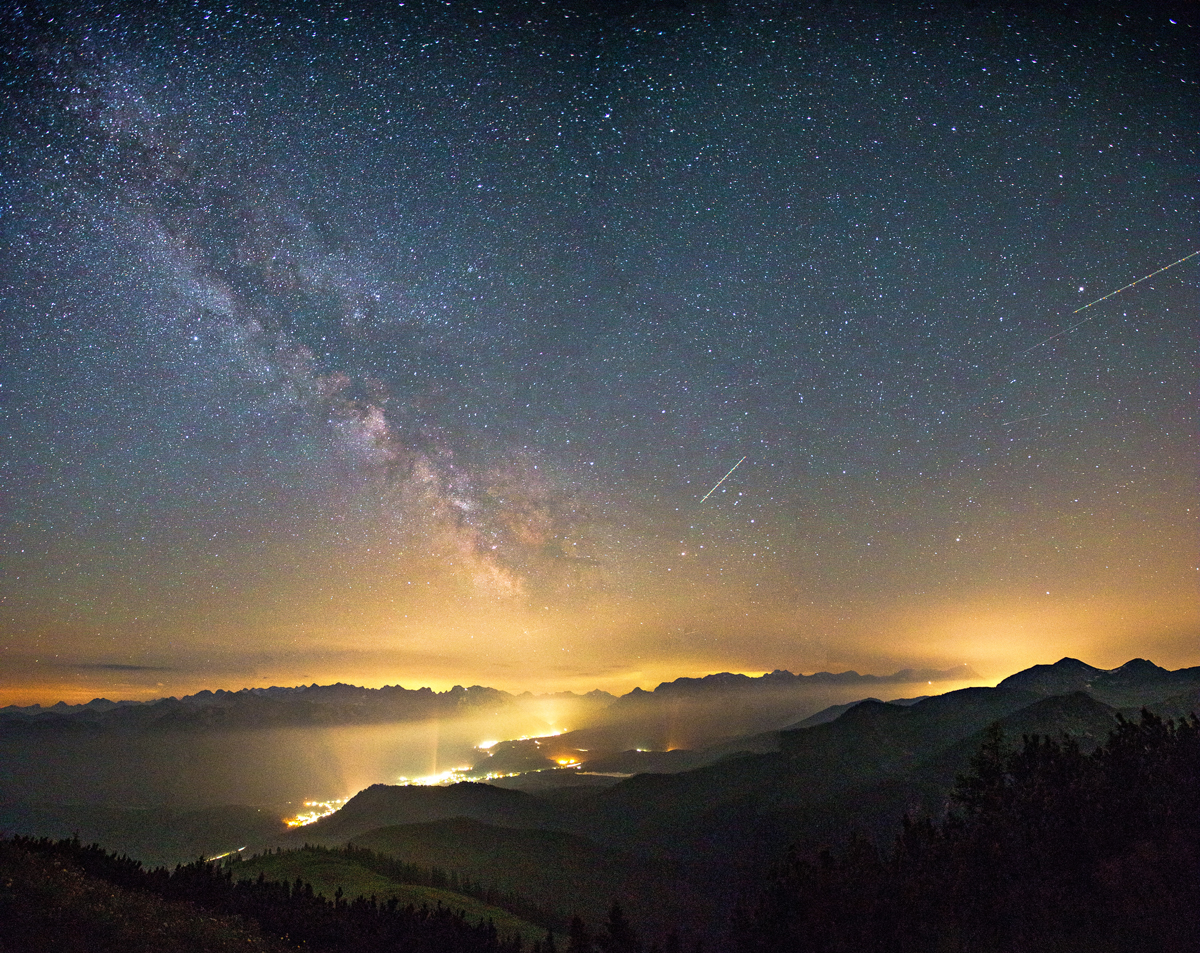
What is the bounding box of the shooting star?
[1020,249,1200,357]
[700,456,746,503]
[1001,412,1051,427]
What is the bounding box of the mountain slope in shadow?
[302,658,1200,860]
[292,782,562,845]
[997,656,1200,707]
[279,659,1200,942]
[349,816,702,936]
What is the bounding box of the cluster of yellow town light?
[396,766,476,786]
[284,798,349,828]
[399,760,584,786]
[283,731,578,827]
[496,729,563,743]
[475,768,532,781]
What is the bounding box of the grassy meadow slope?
[349,816,703,934]
[230,847,547,946]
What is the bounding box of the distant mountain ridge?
[1,664,978,719]
[615,664,978,704]
[2,682,515,715]
[0,664,978,731]
[0,682,608,733]
[7,658,1196,735]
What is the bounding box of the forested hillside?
[735,711,1200,953]
[0,836,541,953]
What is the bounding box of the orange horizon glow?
[2,583,1195,709]
[2,651,1195,710]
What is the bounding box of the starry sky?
[2,1,1197,706]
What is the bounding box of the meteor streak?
[1001,412,1051,427]
[1020,249,1200,357]
[961,248,1200,424]
[700,456,746,502]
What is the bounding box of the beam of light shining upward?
[700,456,747,503]
[1019,249,1200,357]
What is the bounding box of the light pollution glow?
[4,584,1197,709]
[1,4,1197,710]
[284,799,350,829]
[282,731,585,827]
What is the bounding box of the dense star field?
[1,1,1196,704]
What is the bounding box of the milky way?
[1,2,1197,702]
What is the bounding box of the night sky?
[2,1,1197,706]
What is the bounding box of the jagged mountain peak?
[995,657,1200,708]
[1056,656,1096,668]
[996,658,1103,695]
[1107,658,1167,676]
